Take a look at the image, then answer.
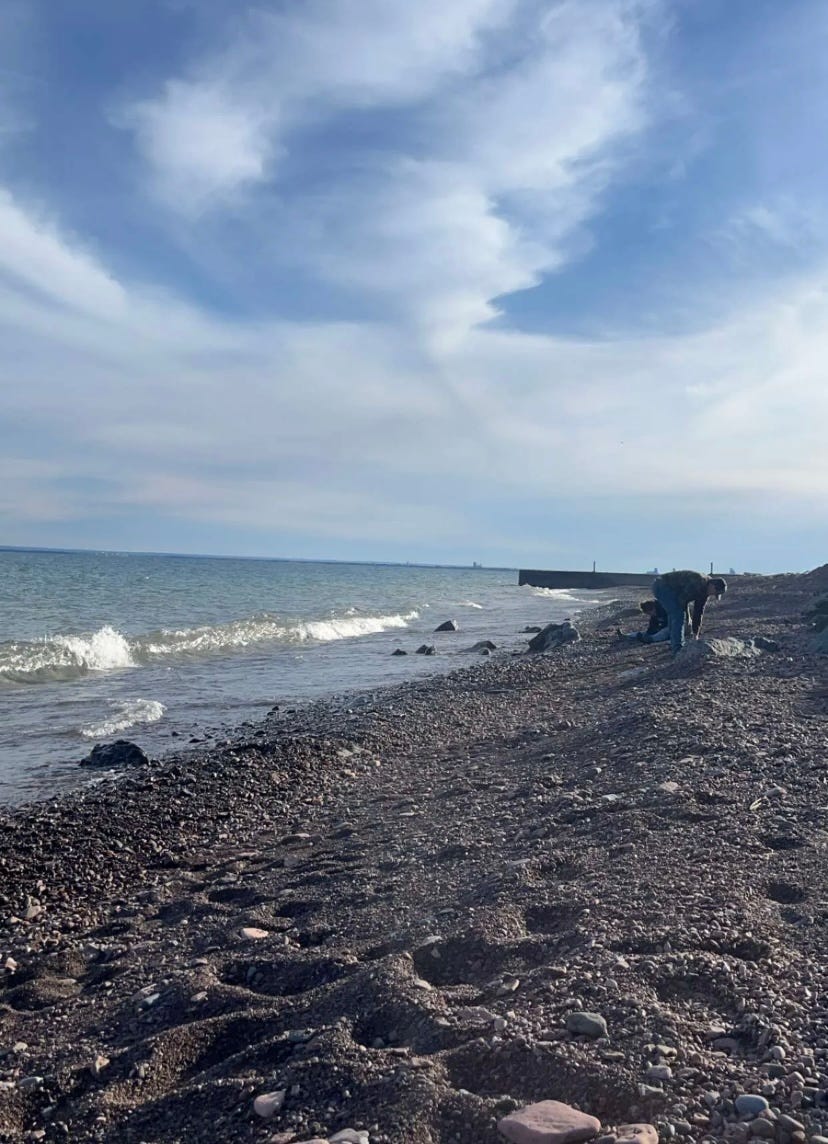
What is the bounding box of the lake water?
[0,549,606,804]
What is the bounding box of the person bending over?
[653,570,727,654]
[617,599,669,644]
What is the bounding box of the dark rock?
[751,636,780,652]
[527,621,580,653]
[522,626,542,633]
[415,645,435,655]
[391,649,408,656]
[565,1010,607,1037]
[468,640,497,653]
[80,740,150,769]
[434,620,458,632]
[804,597,828,632]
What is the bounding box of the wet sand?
[0,570,826,1144]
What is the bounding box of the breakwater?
[518,569,656,589]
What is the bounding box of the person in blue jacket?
[653,570,727,654]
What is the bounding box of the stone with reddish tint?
[240,926,269,940]
[614,1126,658,1144]
[498,1101,601,1144]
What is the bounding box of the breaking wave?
[0,610,419,686]
[0,625,135,684]
[80,698,165,739]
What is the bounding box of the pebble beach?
[0,568,827,1144]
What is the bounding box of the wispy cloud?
[115,0,515,211]
[116,0,653,345]
[0,190,125,316]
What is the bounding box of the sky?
[1,0,826,572]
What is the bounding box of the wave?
[0,610,419,685]
[526,587,602,603]
[0,625,135,684]
[80,698,165,739]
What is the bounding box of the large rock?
[498,1100,601,1144]
[80,740,149,768]
[434,619,458,632]
[804,596,828,632]
[672,637,761,668]
[817,627,828,654]
[527,622,580,653]
[468,640,497,653]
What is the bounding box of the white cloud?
[175,0,652,343]
[116,82,280,212]
[0,190,125,317]
[116,0,514,210]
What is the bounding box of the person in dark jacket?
[653,570,727,654]
[617,599,669,644]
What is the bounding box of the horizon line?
[0,543,517,572]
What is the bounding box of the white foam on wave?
[527,587,587,602]
[0,625,135,684]
[54,625,135,670]
[457,600,484,609]
[1,609,420,685]
[140,610,418,656]
[81,698,165,739]
[294,611,418,641]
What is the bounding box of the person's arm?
[690,593,707,637]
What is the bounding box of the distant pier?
[518,569,656,590]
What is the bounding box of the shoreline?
[0,572,825,1143]
[0,575,605,806]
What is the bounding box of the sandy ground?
[0,570,826,1144]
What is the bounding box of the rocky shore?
[0,569,826,1144]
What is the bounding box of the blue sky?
[1,0,826,572]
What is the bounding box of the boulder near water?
[79,740,149,768]
[527,622,580,653]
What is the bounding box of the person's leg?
[641,627,670,645]
[653,582,684,653]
